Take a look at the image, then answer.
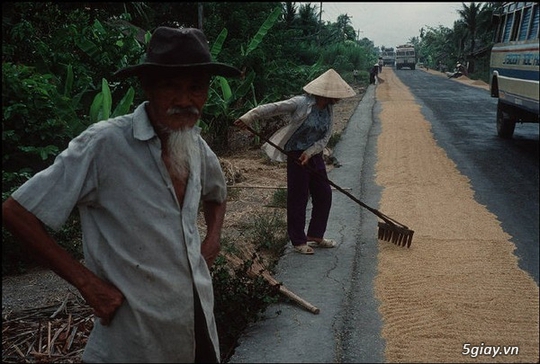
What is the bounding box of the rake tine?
[397,233,403,246]
[407,231,414,248]
[378,221,414,248]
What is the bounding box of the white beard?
[166,128,199,180]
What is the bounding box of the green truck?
[395,44,416,70]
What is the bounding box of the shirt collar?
[132,101,156,141]
[132,101,202,141]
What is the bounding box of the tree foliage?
[417,2,497,78]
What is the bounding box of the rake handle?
[242,125,405,228]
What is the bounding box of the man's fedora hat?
[303,68,356,99]
[113,27,241,79]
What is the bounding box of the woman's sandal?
[293,244,314,255]
[308,238,336,248]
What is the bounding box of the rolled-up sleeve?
[12,126,100,231]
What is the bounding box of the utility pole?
[318,2,322,47]
[357,29,363,41]
[198,2,203,30]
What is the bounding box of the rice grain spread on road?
[374,68,539,363]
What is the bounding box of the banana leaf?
[100,78,112,121]
[211,29,228,60]
[244,6,281,57]
[217,76,233,102]
[63,64,73,97]
[112,86,135,117]
[89,93,103,124]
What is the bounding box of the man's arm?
[201,200,226,267]
[2,197,124,325]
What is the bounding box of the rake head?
[378,221,414,248]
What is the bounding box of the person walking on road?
[378,56,384,73]
[234,69,356,255]
[2,26,242,363]
[370,63,379,85]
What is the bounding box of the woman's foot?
[307,237,336,248]
[293,244,314,255]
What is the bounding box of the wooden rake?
[241,125,414,248]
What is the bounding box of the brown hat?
[113,27,241,79]
[303,69,356,99]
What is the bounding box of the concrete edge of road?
[228,84,386,363]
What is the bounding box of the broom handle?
[243,125,406,228]
[256,263,321,314]
[279,286,320,314]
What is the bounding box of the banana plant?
[89,78,135,123]
[241,6,282,57]
[202,6,282,138]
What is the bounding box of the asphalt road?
[227,69,539,363]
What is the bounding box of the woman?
[234,69,355,254]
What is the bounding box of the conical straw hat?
[303,69,356,99]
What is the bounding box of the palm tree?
[282,2,297,28]
[297,2,319,40]
[457,2,486,72]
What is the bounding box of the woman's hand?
[299,152,310,166]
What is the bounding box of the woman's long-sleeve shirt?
[237,94,334,162]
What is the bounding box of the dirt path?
[374,68,539,362]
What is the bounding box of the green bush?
[211,249,280,362]
[240,210,288,259]
[271,189,288,208]
[2,62,79,185]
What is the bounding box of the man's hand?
[2,197,125,327]
[81,277,125,326]
[201,200,226,268]
[201,236,220,267]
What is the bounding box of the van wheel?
[496,102,516,139]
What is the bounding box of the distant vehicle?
[380,46,396,66]
[490,2,539,138]
[395,44,416,70]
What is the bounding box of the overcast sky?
[304,2,464,48]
